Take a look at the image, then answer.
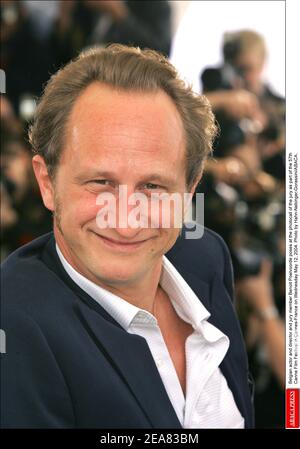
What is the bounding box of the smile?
[91,231,151,252]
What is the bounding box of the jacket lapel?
[75,299,182,429]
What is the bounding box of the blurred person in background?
[198,30,285,428]
[0,0,51,114]
[1,1,172,114]
[0,97,52,260]
[202,29,285,180]
[49,0,172,71]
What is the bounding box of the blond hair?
[223,30,266,63]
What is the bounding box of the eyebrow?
[74,170,177,186]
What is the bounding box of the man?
[1,45,254,428]
[201,30,285,160]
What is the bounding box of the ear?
[32,155,55,211]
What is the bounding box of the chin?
[93,264,140,286]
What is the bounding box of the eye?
[85,179,116,191]
[89,179,111,186]
[144,183,162,190]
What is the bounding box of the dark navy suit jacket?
[1,228,254,428]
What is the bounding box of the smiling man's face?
[36,82,191,288]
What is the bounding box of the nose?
[115,185,147,240]
[96,184,151,239]
[113,226,143,241]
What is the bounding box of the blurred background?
[0,0,285,429]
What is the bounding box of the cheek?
[167,228,181,247]
[148,197,185,229]
[248,68,261,82]
[58,189,100,227]
[155,228,180,255]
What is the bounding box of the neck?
[96,261,163,315]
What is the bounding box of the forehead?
[64,82,185,167]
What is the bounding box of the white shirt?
[56,244,244,428]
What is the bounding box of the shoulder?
[1,232,53,273]
[1,232,53,288]
[1,232,70,317]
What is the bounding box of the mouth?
[90,231,152,252]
